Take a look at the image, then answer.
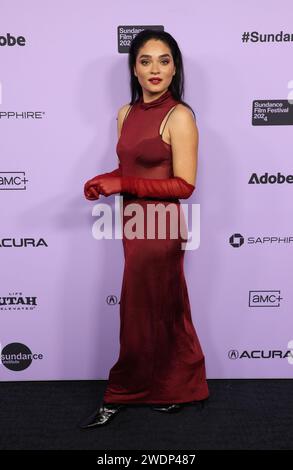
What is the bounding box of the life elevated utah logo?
[0,292,38,311]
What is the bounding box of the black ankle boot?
[79,402,126,428]
[151,403,183,413]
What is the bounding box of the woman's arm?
[168,104,198,187]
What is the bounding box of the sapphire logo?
[229,233,293,247]
[229,233,244,247]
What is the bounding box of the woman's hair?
[127,29,196,119]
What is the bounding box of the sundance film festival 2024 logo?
[117,25,164,53]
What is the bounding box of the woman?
[80,29,209,428]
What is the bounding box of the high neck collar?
[138,89,172,110]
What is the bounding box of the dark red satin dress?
[103,89,209,404]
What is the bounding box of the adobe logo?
[0,33,26,46]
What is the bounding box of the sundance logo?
[0,172,28,190]
[229,233,293,247]
[0,33,26,47]
[249,290,283,307]
[0,238,48,248]
[228,349,293,360]
[249,172,293,184]
[1,342,43,371]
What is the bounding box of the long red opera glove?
[95,175,195,200]
[84,164,122,200]
[121,175,195,199]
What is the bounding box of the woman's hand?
[84,177,101,200]
[84,184,100,200]
[93,176,122,196]
[84,175,122,199]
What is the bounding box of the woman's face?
[134,39,176,96]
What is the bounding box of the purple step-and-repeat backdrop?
[1,0,293,381]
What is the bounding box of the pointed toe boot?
[79,403,126,428]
